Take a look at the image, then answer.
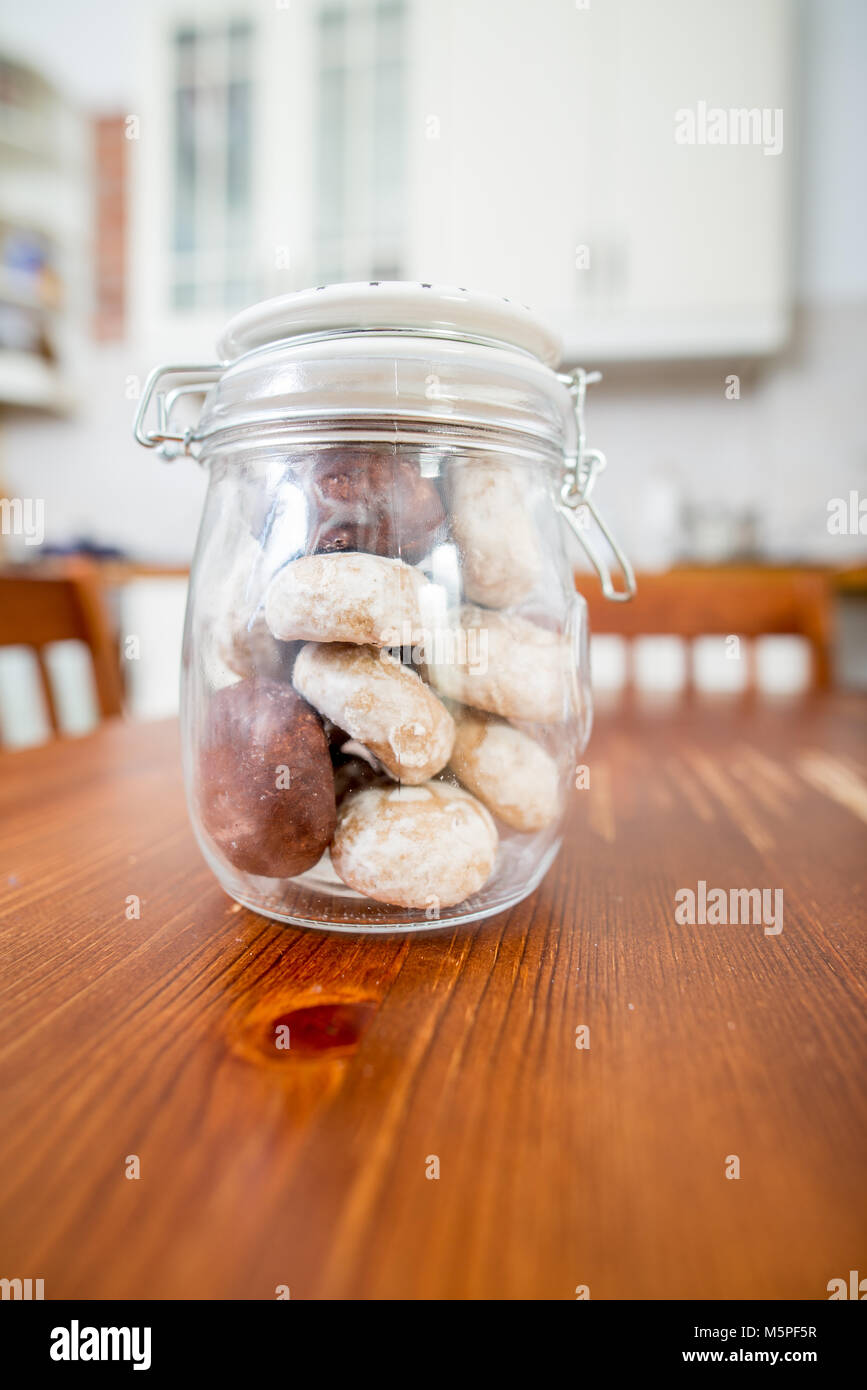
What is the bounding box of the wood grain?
[0,698,864,1300]
[0,564,124,734]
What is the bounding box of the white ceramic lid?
[216,281,563,368]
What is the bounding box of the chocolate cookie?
[305,450,444,562]
[198,676,336,877]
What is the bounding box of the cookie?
[305,449,444,562]
[265,552,427,646]
[197,676,336,877]
[331,782,498,909]
[199,533,294,690]
[450,709,562,830]
[293,641,454,784]
[427,605,570,723]
[451,460,542,607]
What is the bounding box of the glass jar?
[134,283,634,932]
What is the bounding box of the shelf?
[0,349,74,411]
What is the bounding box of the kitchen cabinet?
[132,0,794,363]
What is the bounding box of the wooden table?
[1,697,864,1301]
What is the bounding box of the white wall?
[0,343,209,563]
[0,0,137,113]
[584,300,867,571]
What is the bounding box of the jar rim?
[196,418,568,467]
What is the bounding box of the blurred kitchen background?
[0,0,865,744]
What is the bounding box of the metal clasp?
[557,367,636,602]
[133,363,223,460]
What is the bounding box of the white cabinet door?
[405,0,794,360]
[405,0,596,320]
[571,0,793,359]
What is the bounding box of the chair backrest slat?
[581,566,834,694]
[0,564,124,740]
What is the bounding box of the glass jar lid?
[132,284,575,457]
[188,282,576,455]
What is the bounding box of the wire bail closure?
[133,363,223,461]
[557,368,637,603]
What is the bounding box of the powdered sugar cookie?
[293,642,454,784]
[265,551,426,646]
[450,709,561,831]
[331,782,498,909]
[451,461,542,607]
[199,532,293,690]
[427,605,570,723]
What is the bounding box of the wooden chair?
[581,565,835,694]
[0,562,124,739]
